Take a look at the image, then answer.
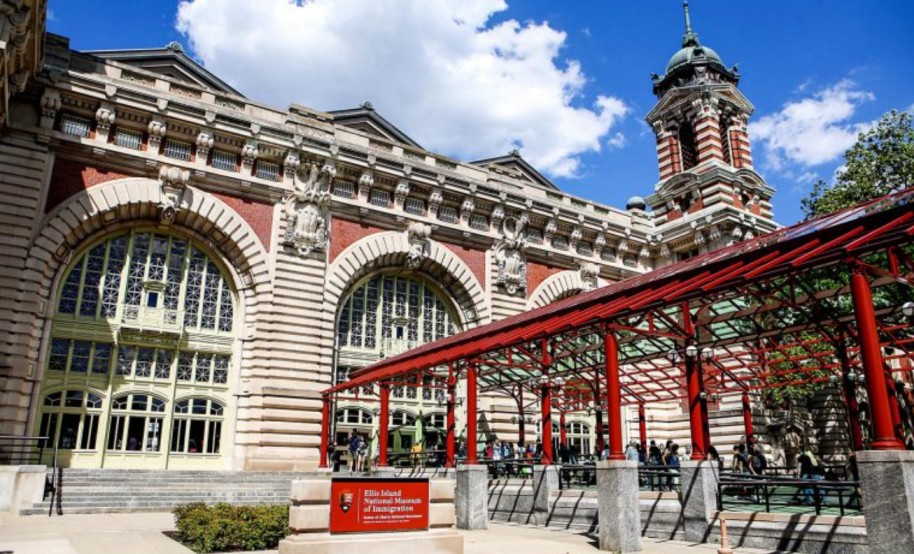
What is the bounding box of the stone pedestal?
[857,450,914,554]
[596,460,642,552]
[280,477,463,554]
[532,465,559,525]
[679,460,719,544]
[455,464,487,530]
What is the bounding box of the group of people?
[484,439,544,461]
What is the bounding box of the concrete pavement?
[0,512,779,554]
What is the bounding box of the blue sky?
[48,0,914,225]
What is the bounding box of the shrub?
[173,502,290,553]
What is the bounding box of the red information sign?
[329,478,430,534]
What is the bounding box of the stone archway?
[325,231,489,329]
[527,269,606,310]
[18,177,271,469]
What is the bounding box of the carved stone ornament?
[594,233,607,257]
[544,219,557,243]
[490,205,505,229]
[196,132,214,161]
[405,221,432,269]
[283,162,333,256]
[158,165,190,225]
[148,120,167,151]
[39,89,61,129]
[579,262,600,291]
[460,197,475,223]
[283,151,301,179]
[395,180,411,208]
[570,227,583,251]
[660,244,672,259]
[428,189,443,217]
[95,105,116,141]
[494,215,528,295]
[241,142,259,171]
[358,171,374,200]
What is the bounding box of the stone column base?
[857,450,914,554]
[456,464,488,530]
[596,460,642,552]
[679,460,719,544]
[279,529,463,554]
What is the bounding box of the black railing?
[639,467,682,493]
[0,435,48,465]
[717,471,862,516]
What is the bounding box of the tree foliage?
[801,110,914,219]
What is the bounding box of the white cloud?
[750,80,874,170]
[606,132,627,149]
[175,0,629,178]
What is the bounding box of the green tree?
[801,110,914,219]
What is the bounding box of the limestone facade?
[0,7,783,471]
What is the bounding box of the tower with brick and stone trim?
[644,1,776,264]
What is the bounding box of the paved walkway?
[0,512,779,554]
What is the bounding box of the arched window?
[337,274,459,360]
[37,230,237,468]
[107,393,166,452]
[56,232,234,333]
[38,390,104,450]
[390,410,416,427]
[335,407,374,425]
[171,398,224,454]
[679,124,698,171]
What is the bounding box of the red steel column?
[378,383,391,466]
[559,411,567,448]
[850,269,904,450]
[541,382,553,463]
[517,388,526,445]
[319,394,330,469]
[604,331,624,461]
[446,374,456,467]
[638,402,647,450]
[742,392,754,445]
[467,363,479,464]
[683,302,708,461]
[685,355,707,460]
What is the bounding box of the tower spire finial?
[682,1,700,47]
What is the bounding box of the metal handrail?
[717,471,861,516]
[0,435,49,465]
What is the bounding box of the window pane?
[207,421,221,454]
[150,398,166,413]
[92,343,112,374]
[146,418,162,451]
[155,349,173,379]
[131,395,148,411]
[49,339,69,371]
[58,413,81,449]
[107,415,124,450]
[44,392,62,407]
[70,341,91,373]
[171,418,187,452]
[80,414,99,449]
[65,390,84,408]
[188,419,205,452]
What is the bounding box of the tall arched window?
[337,274,460,363]
[719,116,732,166]
[37,230,237,469]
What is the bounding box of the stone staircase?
[20,469,310,515]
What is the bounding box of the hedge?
[173,502,290,553]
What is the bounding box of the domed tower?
[646,1,776,263]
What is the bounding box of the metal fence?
[717,471,862,516]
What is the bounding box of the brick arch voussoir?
[326,231,489,328]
